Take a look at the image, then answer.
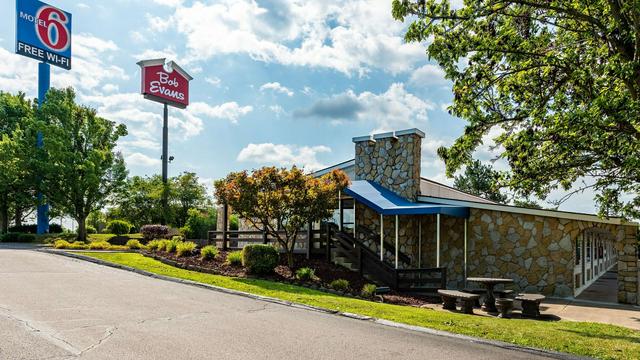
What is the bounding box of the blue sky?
[0,0,597,213]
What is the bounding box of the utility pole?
[162,103,169,225]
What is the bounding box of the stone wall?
[617,225,638,304]
[353,129,423,201]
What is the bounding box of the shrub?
[86,225,97,234]
[126,239,143,250]
[7,224,63,234]
[1,232,34,243]
[106,220,132,235]
[225,251,243,266]
[200,245,218,260]
[108,245,128,251]
[165,240,179,253]
[242,244,279,274]
[295,267,316,282]
[69,241,88,250]
[330,279,350,292]
[183,208,217,239]
[89,241,110,250]
[176,241,197,257]
[141,224,169,240]
[146,239,163,251]
[172,235,184,242]
[54,239,72,249]
[360,283,377,298]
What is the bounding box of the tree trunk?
[14,207,22,227]
[0,193,9,234]
[287,249,294,269]
[76,215,87,242]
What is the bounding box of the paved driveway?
[0,248,555,360]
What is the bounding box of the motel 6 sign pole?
[137,59,193,225]
[15,0,73,234]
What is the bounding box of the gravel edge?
[38,249,589,360]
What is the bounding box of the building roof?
[344,180,469,218]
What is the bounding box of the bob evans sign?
[137,59,192,109]
[16,0,72,70]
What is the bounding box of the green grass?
[88,233,143,242]
[78,252,640,360]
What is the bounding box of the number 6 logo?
[35,6,70,52]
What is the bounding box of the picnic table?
[466,277,514,313]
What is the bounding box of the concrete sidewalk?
[542,298,640,330]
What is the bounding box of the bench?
[515,293,546,318]
[464,288,514,307]
[438,290,480,314]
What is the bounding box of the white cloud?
[269,105,285,117]
[125,152,161,167]
[237,143,331,171]
[188,102,253,124]
[102,83,119,93]
[205,77,222,87]
[260,82,294,96]
[134,47,178,61]
[409,64,449,86]
[129,31,146,43]
[77,3,90,9]
[154,0,424,76]
[295,83,434,132]
[151,0,183,7]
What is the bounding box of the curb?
[38,249,589,360]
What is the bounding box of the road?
[0,248,556,360]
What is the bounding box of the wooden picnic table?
[466,277,514,313]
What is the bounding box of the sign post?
[15,0,72,234]
[137,59,192,224]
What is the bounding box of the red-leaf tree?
[214,167,349,267]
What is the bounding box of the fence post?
[222,203,228,251]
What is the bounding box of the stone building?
[312,129,639,305]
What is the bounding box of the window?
[575,238,581,265]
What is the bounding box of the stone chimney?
[353,128,424,201]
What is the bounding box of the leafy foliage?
[140,224,169,240]
[330,279,349,292]
[36,88,128,240]
[106,220,132,235]
[176,241,197,257]
[215,167,349,267]
[225,250,243,266]
[146,239,163,251]
[241,244,279,274]
[200,245,218,260]
[360,283,377,298]
[182,208,216,239]
[295,267,316,281]
[393,0,640,218]
[453,160,507,203]
[126,239,143,250]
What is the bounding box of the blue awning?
[343,180,469,218]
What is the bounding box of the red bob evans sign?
[137,59,192,109]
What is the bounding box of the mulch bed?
[140,250,437,307]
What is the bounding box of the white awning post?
[436,214,441,268]
[418,218,422,268]
[338,191,342,231]
[464,218,468,287]
[380,214,384,261]
[395,215,399,269]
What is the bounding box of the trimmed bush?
[1,232,34,243]
[225,251,243,266]
[54,239,72,249]
[146,239,163,251]
[330,279,349,292]
[141,224,169,240]
[361,283,377,298]
[176,241,197,257]
[86,225,97,234]
[126,239,143,250]
[69,241,89,250]
[200,245,218,260]
[295,267,316,282]
[241,244,279,274]
[106,220,132,235]
[89,241,110,250]
[165,240,179,253]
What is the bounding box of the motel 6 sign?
[137,59,192,109]
[16,0,72,70]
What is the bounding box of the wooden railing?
[207,228,329,257]
[330,229,446,291]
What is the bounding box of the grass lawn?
[79,252,640,360]
[88,233,143,242]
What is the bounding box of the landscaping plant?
[330,279,349,292]
[165,240,179,253]
[241,244,279,274]
[89,241,111,250]
[141,225,169,241]
[200,245,218,260]
[107,220,132,236]
[215,167,349,267]
[146,239,163,251]
[295,267,316,282]
[176,241,197,257]
[126,239,143,250]
[225,251,243,266]
[360,284,377,298]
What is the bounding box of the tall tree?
[393,1,640,218]
[215,167,349,267]
[114,175,166,228]
[172,172,209,227]
[37,88,128,241]
[453,160,508,203]
[0,92,36,233]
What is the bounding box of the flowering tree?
[214,167,349,267]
